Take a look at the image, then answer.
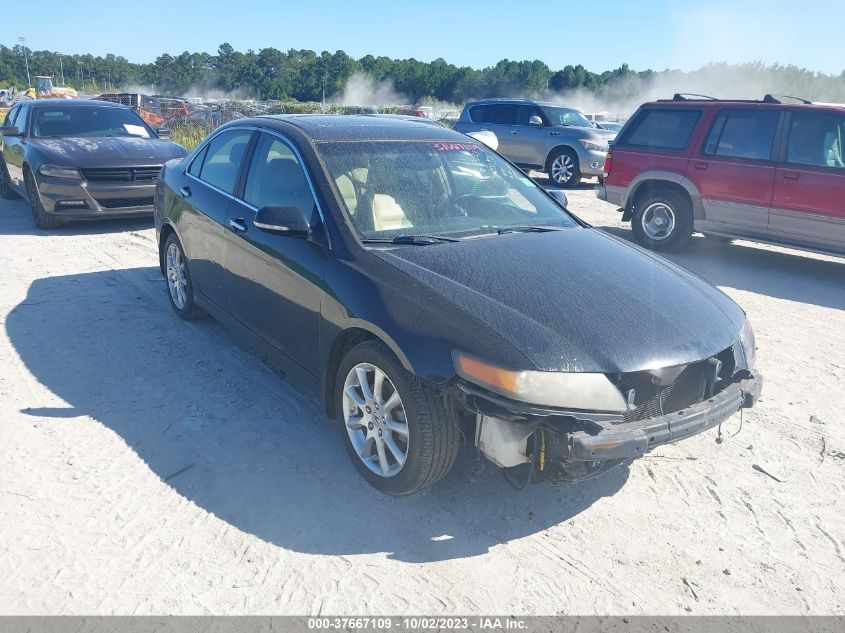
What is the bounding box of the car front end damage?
[446,327,761,482]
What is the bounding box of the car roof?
[465,98,579,109]
[28,98,131,109]
[242,114,463,142]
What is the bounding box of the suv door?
[223,131,329,376]
[770,110,845,250]
[468,104,520,160]
[507,105,547,166]
[688,107,781,232]
[180,128,255,308]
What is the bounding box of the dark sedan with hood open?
[0,99,186,229]
[154,115,761,494]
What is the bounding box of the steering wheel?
[435,192,475,217]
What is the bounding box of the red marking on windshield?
[433,142,481,151]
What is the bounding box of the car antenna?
[763,94,812,105]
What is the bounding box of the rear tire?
[0,160,17,199]
[25,168,60,229]
[631,189,693,251]
[336,339,459,495]
[163,233,206,320]
[547,148,581,188]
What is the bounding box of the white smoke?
[332,73,409,107]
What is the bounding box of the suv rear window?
[619,108,702,151]
[703,109,780,161]
[468,104,518,125]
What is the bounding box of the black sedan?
[154,115,761,494]
[0,99,186,229]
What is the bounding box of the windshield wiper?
[362,234,461,245]
[495,225,565,235]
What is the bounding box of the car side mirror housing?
[156,127,171,139]
[254,205,312,237]
[529,115,543,126]
[0,126,21,137]
[547,189,568,208]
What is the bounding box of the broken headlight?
[737,318,757,369]
[453,351,627,412]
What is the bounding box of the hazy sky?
[11,0,845,75]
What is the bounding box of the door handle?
[509,129,519,134]
[694,162,709,170]
[179,185,192,198]
[782,171,800,181]
[228,218,247,232]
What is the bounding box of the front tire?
[0,160,17,199]
[336,340,459,494]
[631,189,693,251]
[163,234,206,320]
[25,168,60,229]
[547,148,581,188]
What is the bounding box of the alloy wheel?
[342,362,409,478]
[165,242,188,309]
[551,154,575,184]
[641,202,676,241]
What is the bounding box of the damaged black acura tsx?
[154,115,761,494]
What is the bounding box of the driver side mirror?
[547,189,568,208]
[254,205,312,238]
[528,115,543,126]
[0,126,21,137]
[156,127,171,139]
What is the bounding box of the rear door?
[178,127,255,309]
[223,131,329,376]
[770,109,845,249]
[473,104,520,161]
[687,107,781,231]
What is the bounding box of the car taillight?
[603,151,613,178]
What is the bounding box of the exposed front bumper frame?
[568,374,762,461]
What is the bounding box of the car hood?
[29,136,186,167]
[369,228,745,373]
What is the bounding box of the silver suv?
[456,98,615,187]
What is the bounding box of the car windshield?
[31,105,154,139]
[319,140,579,240]
[541,106,594,128]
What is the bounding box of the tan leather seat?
[372,194,412,232]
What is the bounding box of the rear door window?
[703,109,780,161]
[619,108,702,151]
[784,111,845,170]
[488,104,519,125]
[468,105,488,123]
[3,106,18,127]
[195,129,253,194]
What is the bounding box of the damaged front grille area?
[615,346,738,424]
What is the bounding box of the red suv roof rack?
[763,94,812,104]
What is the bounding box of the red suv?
[597,94,845,254]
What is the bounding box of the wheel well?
[544,146,577,171]
[158,223,177,274]
[628,180,693,217]
[324,327,378,418]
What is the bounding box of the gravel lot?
[1,180,843,615]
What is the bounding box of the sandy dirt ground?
[0,180,843,615]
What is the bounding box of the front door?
[2,104,27,190]
[507,105,548,166]
[223,132,329,376]
[770,110,845,250]
[687,107,781,231]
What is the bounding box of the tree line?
[2,42,845,106]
